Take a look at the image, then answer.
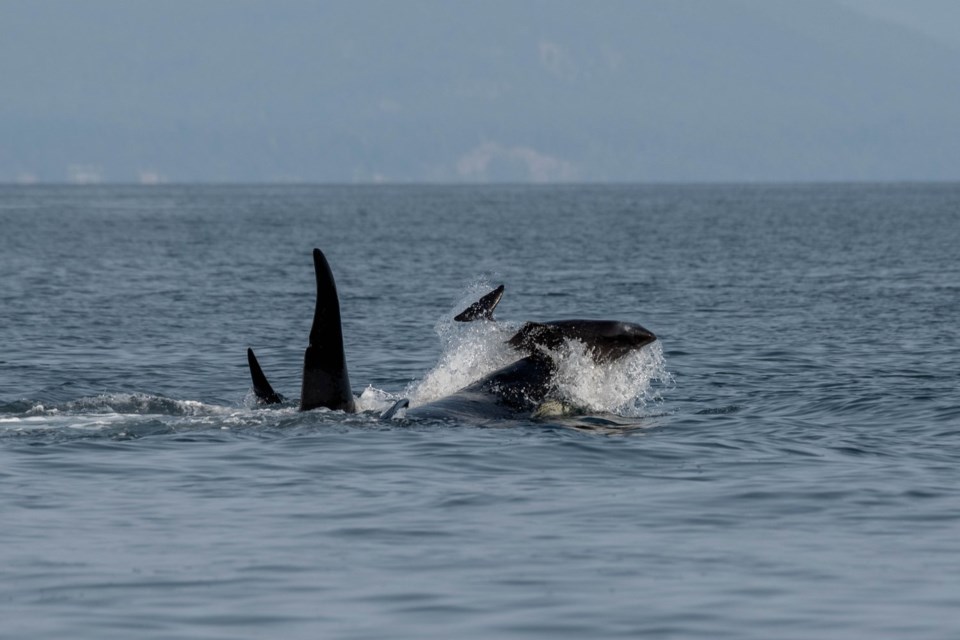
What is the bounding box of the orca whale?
[246,248,657,420]
[247,249,355,412]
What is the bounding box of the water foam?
[550,339,671,417]
[399,281,516,407]
[355,386,401,413]
[0,393,252,434]
[404,320,519,408]
[59,393,228,417]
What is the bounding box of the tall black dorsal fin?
[247,347,284,405]
[454,284,504,322]
[300,248,356,412]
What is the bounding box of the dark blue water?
[2,184,959,639]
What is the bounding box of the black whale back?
[508,319,656,363]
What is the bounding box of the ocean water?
[1,184,958,639]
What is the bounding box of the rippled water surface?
[2,184,959,638]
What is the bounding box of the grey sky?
[839,0,960,50]
[2,0,958,183]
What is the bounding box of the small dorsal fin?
[247,348,284,405]
[381,398,410,420]
[454,285,504,322]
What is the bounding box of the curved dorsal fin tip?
[247,347,284,405]
[454,284,505,322]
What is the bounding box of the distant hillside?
[2,0,959,182]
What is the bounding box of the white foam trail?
[0,393,248,433]
[58,393,230,416]
[0,413,134,431]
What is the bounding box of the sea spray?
[402,284,671,416]
[550,339,671,417]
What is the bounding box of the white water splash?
[401,281,519,407]
[355,386,400,413]
[550,339,671,417]
[404,319,519,407]
[401,289,671,416]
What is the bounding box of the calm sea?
[1,184,958,639]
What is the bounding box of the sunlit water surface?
[2,184,959,639]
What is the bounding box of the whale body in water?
[247,248,658,421]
